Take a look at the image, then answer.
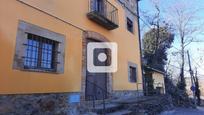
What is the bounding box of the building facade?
[0,0,143,114]
[144,67,166,95]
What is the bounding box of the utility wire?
[168,64,204,77]
[118,0,153,30]
[18,0,204,77]
[16,0,86,32]
[191,57,204,70]
[18,0,154,33]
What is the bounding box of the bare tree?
[167,1,204,90]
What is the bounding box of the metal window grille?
[23,33,58,71]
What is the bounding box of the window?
[127,18,134,33]
[13,21,65,73]
[128,62,137,83]
[24,34,58,71]
[93,0,104,13]
[129,66,137,82]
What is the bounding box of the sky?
[139,0,204,79]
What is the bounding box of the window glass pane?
[24,38,39,68]
[94,0,103,12]
[127,18,133,33]
[41,43,53,69]
[24,33,57,71]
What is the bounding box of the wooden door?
[85,39,108,100]
[86,72,107,100]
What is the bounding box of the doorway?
[85,38,108,100]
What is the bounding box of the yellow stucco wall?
[0,0,142,94]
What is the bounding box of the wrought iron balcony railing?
[87,0,119,30]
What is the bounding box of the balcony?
[87,0,119,30]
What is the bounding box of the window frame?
[13,20,65,74]
[126,17,134,33]
[129,66,136,82]
[128,62,138,83]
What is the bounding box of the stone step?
[111,96,158,104]
[107,110,133,115]
[92,103,123,114]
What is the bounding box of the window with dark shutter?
[129,66,137,83]
[127,17,134,33]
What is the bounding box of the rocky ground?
[160,99,204,115]
[160,107,204,115]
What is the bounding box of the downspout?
[136,0,146,95]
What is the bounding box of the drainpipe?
[136,0,146,96]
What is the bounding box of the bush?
[164,77,195,108]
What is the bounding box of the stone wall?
[0,93,82,115]
[0,91,145,114]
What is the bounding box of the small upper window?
[129,66,137,83]
[24,34,58,71]
[127,18,134,33]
